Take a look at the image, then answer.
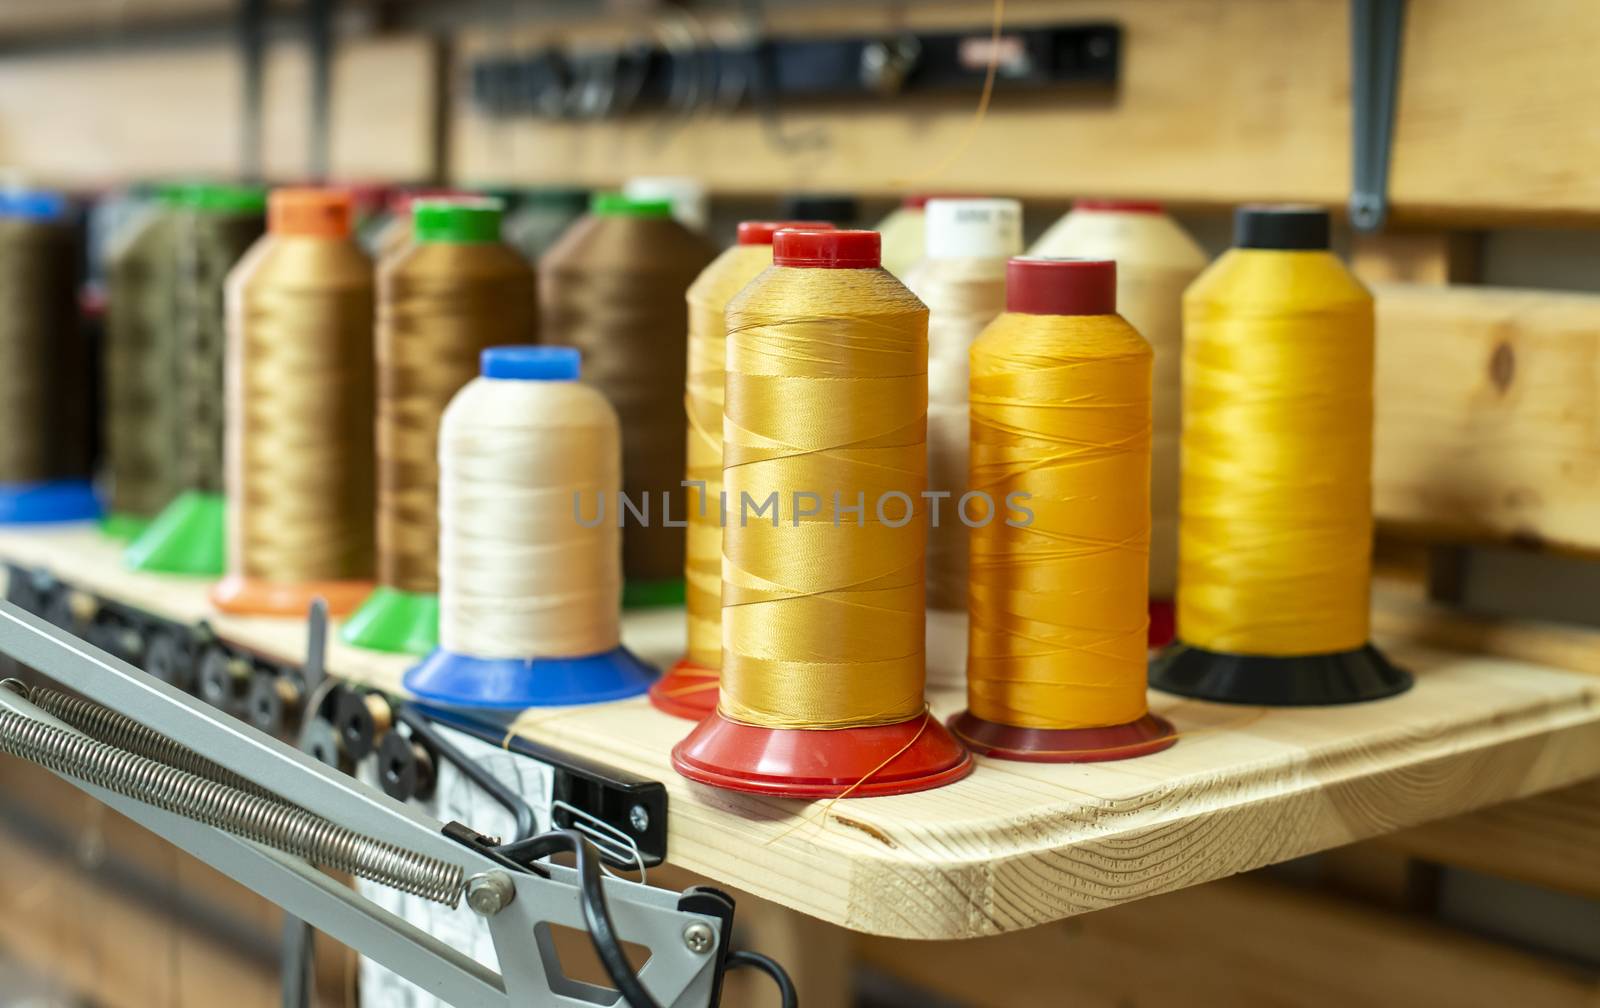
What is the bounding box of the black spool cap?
[1234,204,1330,251]
[1149,641,1412,706]
[781,193,859,226]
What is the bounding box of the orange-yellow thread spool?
[950,257,1176,762]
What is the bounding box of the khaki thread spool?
[373,188,466,267]
[651,219,835,721]
[874,194,932,277]
[949,258,1178,762]
[211,187,376,616]
[0,190,99,524]
[539,193,716,604]
[1150,205,1411,705]
[671,228,971,799]
[125,183,266,575]
[403,347,655,709]
[903,197,1021,620]
[342,197,536,655]
[1029,200,1208,647]
[103,191,183,538]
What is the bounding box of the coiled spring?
[0,686,464,906]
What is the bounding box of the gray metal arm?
[0,600,721,1008]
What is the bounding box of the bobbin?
[652,219,836,722]
[1150,205,1411,707]
[949,257,1177,763]
[404,346,657,711]
[672,229,971,797]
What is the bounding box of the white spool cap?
[924,198,1023,260]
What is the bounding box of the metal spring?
[24,683,273,800]
[0,705,464,906]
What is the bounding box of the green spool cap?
[123,490,227,576]
[622,578,687,609]
[523,187,591,211]
[179,183,268,215]
[590,192,673,219]
[340,586,440,656]
[413,198,503,243]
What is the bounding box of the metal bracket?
[1350,0,1406,232]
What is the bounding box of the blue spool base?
[0,479,101,525]
[404,645,657,711]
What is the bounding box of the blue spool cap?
[0,190,68,221]
[404,645,657,710]
[481,345,580,381]
[0,479,102,524]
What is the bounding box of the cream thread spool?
[403,346,655,709]
[1029,200,1208,647]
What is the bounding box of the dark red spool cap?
[1006,257,1117,316]
[736,220,834,246]
[1074,198,1164,214]
[671,710,973,798]
[947,710,1178,764]
[773,228,881,269]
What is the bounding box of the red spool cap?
[736,220,834,246]
[773,228,881,269]
[1006,257,1117,316]
[1073,198,1164,214]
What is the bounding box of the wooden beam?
[1373,282,1600,553]
[856,877,1600,1008]
[0,33,439,185]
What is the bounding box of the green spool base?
[123,491,226,576]
[340,586,440,656]
[623,578,685,609]
[99,512,152,542]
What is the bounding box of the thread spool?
[651,219,835,721]
[503,187,588,262]
[948,258,1177,762]
[404,346,655,709]
[373,187,467,265]
[0,189,99,524]
[904,198,1021,617]
[539,193,715,604]
[125,183,265,575]
[1029,199,1208,647]
[210,187,376,616]
[1150,205,1411,705]
[874,194,936,277]
[623,176,707,233]
[342,198,537,655]
[672,229,970,798]
[103,190,182,539]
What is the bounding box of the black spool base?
[1149,641,1412,706]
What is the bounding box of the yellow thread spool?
[651,220,835,722]
[949,257,1176,762]
[1029,200,1208,647]
[212,187,375,616]
[1151,205,1410,706]
[671,229,970,799]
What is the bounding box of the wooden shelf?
[2,524,1598,940]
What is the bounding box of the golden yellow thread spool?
[1029,200,1208,646]
[1151,205,1410,706]
[651,220,835,722]
[949,257,1176,763]
[211,187,375,617]
[670,229,970,799]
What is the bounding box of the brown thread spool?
[104,196,182,528]
[342,197,536,656]
[0,196,91,493]
[539,193,715,598]
[211,187,375,616]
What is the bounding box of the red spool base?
[1148,598,1176,650]
[947,709,1178,764]
[648,659,720,720]
[671,710,973,798]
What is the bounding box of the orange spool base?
[210,573,375,618]
[947,709,1177,764]
[1148,598,1176,649]
[672,710,973,798]
[649,658,720,720]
